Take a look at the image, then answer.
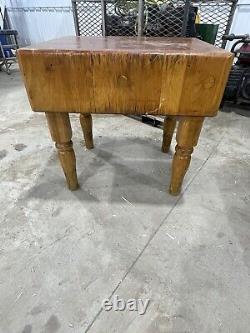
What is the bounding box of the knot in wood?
[117,74,129,87]
[203,76,215,89]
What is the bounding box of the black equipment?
[222,34,250,105]
[105,2,198,37]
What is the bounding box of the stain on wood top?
[19,36,229,56]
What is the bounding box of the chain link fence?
[72,0,237,47]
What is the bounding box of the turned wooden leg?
[80,114,94,149]
[161,117,176,153]
[169,117,204,196]
[46,112,79,190]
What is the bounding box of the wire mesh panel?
[143,0,190,37]
[192,0,237,47]
[72,0,103,36]
[105,0,191,37]
[72,0,237,47]
[72,0,191,37]
[105,0,138,36]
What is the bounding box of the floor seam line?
[182,133,225,192]
[85,134,224,332]
[85,197,182,332]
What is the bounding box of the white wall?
[6,0,75,46]
[6,0,72,6]
[226,0,250,50]
[0,0,5,28]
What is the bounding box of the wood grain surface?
[18,36,233,117]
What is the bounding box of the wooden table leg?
[46,112,79,190]
[80,114,94,149]
[161,117,176,153]
[169,117,204,196]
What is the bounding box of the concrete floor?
[0,66,250,333]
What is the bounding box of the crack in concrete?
[84,134,225,332]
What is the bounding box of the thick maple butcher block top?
[18,36,233,116]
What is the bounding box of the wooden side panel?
[18,52,94,113]
[159,54,233,115]
[18,50,233,116]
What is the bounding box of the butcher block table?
[18,36,233,195]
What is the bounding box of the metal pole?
[137,0,144,37]
[101,0,106,37]
[181,0,190,36]
[72,0,80,36]
[221,0,238,48]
